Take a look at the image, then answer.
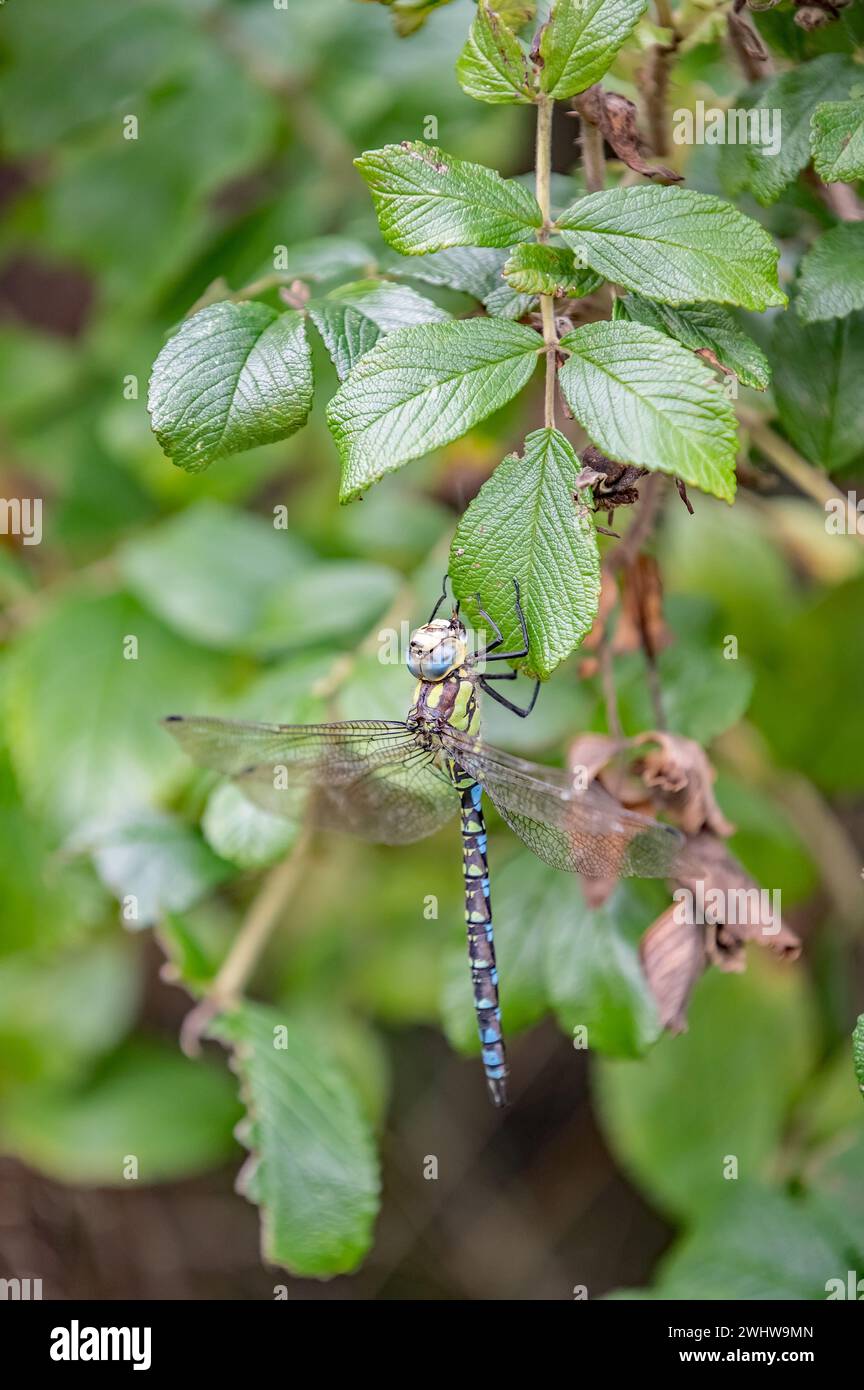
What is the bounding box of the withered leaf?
[573,85,683,184]
[633,731,734,837]
[640,903,706,1033]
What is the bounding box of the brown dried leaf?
[633,731,734,837]
[640,903,705,1032]
[574,85,683,184]
[614,553,671,661]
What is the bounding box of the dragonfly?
[164,579,686,1106]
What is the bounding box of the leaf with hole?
[354,142,542,255]
[456,2,534,105]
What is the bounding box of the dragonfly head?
[407,614,467,681]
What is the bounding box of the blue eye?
[407,639,458,680]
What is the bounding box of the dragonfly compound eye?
[407,623,464,680]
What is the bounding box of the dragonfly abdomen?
[459,782,508,1107]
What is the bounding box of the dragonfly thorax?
[407,616,468,681]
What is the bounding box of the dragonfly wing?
[442,729,684,878]
[164,716,458,845]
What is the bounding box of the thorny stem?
[180,828,313,1056]
[535,93,558,429]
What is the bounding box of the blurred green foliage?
[0,0,862,1293]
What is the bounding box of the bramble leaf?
[148,302,313,473]
[795,225,864,324]
[456,2,534,105]
[309,278,449,379]
[730,55,861,206]
[211,1003,380,1277]
[327,318,543,502]
[503,243,603,298]
[540,0,647,100]
[771,310,864,471]
[558,321,738,501]
[450,428,601,679]
[619,294,770,389]
[557,185,785,310]
[354,141,542,255]
[810,99,864,184]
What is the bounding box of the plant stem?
[741,412,864,543]
[535,92,558,429]
[580,112,606,194]
[180,827,312,1056]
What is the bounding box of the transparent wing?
[442,729,684,878]
[164,715,458,845]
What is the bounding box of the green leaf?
[619,295,770,390]
[202,782,297,871]
[5,592,223,835]
[0,1040,241,1185]
[558,321,738,501]
[810,98,864,184]
[770,310,864,471]
[450,428,601,679]
[617,639,754,743]
[387,245,509,298]
[1,0,191,152]
[68,812,232,927]
[0,942,139,1091]
[148,302,313,473]
[212,1003,380,1277]
[245,561,401,655]
[654,1185,846,1300]
[854,1015,864,1100]
[540,0,647,100]
[738,55,861,206]
[503,243,603,298]
[805,1129,864,1270]
[547,882,663,1058]
[309,279,449,380]
[595,958,818,1220]
[119,500,311,650]
[0,753,103,958]
[456,2,534,105]
[796,224,864,324]
[354,142,542,255]
[327,318,543,502]
[557,185,785,310]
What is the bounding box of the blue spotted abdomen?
[460,782,507,1106]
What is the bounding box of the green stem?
[535,93,557,429]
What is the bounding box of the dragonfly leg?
[478,674,541,719]
[480,578,531,663]
[460,783,509,1107]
